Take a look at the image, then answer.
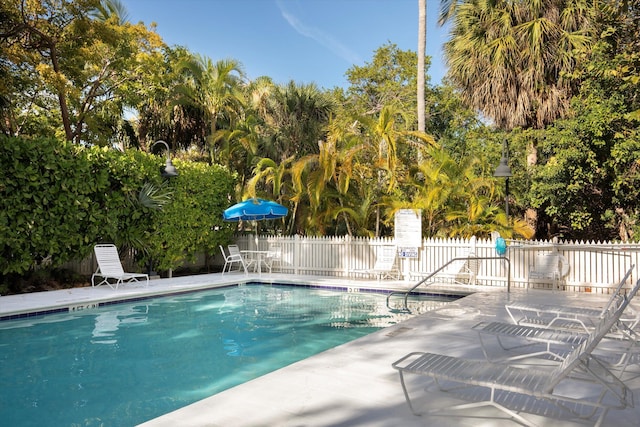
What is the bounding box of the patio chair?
[91,244,149,290]
[410,252,480,286]
[350,246,400,280]
[506,265,637,332]
[392,278,639,426]
[527,251,570,290]
[265,243,282,273]
[220,245,248,275]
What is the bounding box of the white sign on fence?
[398,247,418,258]
[395,209,421,258]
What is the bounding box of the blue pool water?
[0,284,456,426]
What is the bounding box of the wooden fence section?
[64,235,640,293]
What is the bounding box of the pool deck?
[2,272,639,426]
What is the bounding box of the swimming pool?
[0,283,458,426]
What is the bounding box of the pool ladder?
[386,256,510,313]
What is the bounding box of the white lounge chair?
[473,319,591,362]
[410,252,480,285]
[473,280,640,360]
[527,251,570,290]
[506,265,637,332]
[392,279,639,426]
[474,267,639,366]
[91,244,149,290]
[350,246,400,280]
[220,245,248,275]
[472,318,640,374]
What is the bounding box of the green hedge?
[0,136,235,277]
[146,160,236,271]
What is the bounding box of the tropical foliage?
[2,0,640,289]
[0,136,235,280]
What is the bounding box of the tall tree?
[346,43,424,123]
[439,0,592,129]
[0,0,163,144]
[176,55,246,163]
[133,46,208,151]
[438,0,593,236]
[526,0,640,241]
[417,0,427,134]
[261,81,334,162]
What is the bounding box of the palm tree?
[90,0,129,24]
[438,0,593,236]
[262,81,334,162]
[176,55,246,163]
[439,0,592,130]
[417,0,427,134]
[387,148,533,239]
[246,156,293,204]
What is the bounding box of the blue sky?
[121,0,449,89]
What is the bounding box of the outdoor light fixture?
[493,139,512,221]
[151,140,178,178]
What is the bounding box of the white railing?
[62,235,640,294]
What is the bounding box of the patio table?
[241,250,271,276]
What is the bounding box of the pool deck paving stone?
[2,272,639,426]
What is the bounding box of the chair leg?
[397,371,420,416]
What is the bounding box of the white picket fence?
[235,234,640,294]
[64,235,640,294]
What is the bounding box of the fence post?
[294,234,300,275]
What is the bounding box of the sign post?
[394,209,422,279]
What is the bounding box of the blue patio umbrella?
[223,198,288,248]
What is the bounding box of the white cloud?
[276,0,361,65]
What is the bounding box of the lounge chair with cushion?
[392,278,639,426]
[91,244,149,290]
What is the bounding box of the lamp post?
[493,139,513,222]
[151,140,178,178]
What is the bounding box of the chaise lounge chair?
[350,245,400,280]
[505,265,637,332]
[91,244,149,290]
[392,277,639,426]
[473,281,640,367]
[527,251,570,290]
[472,267,639,367]
[410,251,480,286]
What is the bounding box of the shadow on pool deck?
[2,273,639,426]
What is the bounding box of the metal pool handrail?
[386,256,510,312]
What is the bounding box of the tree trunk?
[417,0,426,134]
[48,41,74,141]
[525,139,538,234]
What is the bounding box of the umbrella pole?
[253,220,259,250]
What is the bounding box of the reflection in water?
[91,305,148,344]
